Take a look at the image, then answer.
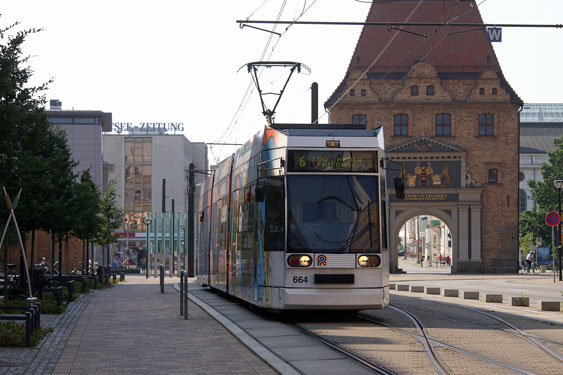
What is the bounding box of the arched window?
[519,189,527,213]
[479,114,494,136]
[435,113,451,136]
[352,114,367,124]
[349,89,355,96]
[394,114,408,136]
[411,86,419,96]
[426,85,434,96]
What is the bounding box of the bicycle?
[33,260,72,306]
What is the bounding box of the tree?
[520,136,563,248]
[95,179,123,283]
[70,170,101,273]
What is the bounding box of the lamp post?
[143,215,153,279]
[553,180,563,281]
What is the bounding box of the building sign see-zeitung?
[111,122,184,134]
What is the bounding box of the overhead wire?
[214,0,319,163]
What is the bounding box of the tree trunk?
[2,241,7,301]
[30,230,36,284]
[101,244,105,285]
[58,233,63,276]
[50,230,55,276]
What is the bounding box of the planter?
[511,296,529,307]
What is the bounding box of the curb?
[173,283,300,375]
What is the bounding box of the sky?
[2,0,562,162]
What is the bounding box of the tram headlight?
[358,254,381,267]
[287,254,312,267]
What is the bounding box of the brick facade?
[326,1,522,273]
[7,231,85,274]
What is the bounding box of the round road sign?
[545,211,560,227]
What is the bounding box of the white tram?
[197,124,392,310]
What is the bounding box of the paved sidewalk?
[52,276,276,375]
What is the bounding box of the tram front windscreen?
[287,175,380,253]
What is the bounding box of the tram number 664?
[293,276,308,284]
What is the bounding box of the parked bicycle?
[5,262,72,306]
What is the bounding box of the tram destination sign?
[287,150,378,173]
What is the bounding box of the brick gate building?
[325,0,522,273]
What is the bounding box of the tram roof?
[270,123,381,138]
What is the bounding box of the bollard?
[160,264,165,293]
[180,271,184,316]
[183,270,188,320]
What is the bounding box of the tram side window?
[264,177,285,251]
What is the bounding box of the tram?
[197,123,395,310]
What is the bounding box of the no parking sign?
[545,211,560,227]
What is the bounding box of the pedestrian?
[525,251,533,273]
[446,255,451,265]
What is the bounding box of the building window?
[492,88,497,95]
[394,114,408,136]
[352,114,367,124]
[426,85,434,96]
[478,114,494,136]
[519,189,527,213]
[435,113,451,136]
[488,168,498,184]
[411,85,418,96]
[479,88,485,95]
[349,89,355,96]
[361,89,367,96]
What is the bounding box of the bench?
[0,303,41,347]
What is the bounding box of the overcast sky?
[3,0,562,162]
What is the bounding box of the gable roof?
[326,0,521,106]
[520,122,563,154]
[387,136,467,153]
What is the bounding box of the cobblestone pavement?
[0,289,93,375]
[51,275,276,375]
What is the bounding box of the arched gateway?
[387,137,483,273]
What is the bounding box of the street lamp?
[552,180,563,281]
[143,216,153,279]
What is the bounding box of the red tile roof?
[326,0,521,105]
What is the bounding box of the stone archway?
[393,209,455,273]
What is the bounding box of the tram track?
[288,322,398,375]
[358,309,536,375]
[288,301,561,375]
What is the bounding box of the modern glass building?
[102,128,208,265]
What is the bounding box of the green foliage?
[519,232,534,254]
[71,170,102,242]
[95,179,123,247]
[529,137,563,212]
[0,321,52,347]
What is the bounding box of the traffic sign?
[545,211,560,226]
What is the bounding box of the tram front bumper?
[280,286,389,310]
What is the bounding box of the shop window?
[394,114,408,136]
[435,113,451,136]
[478,113,494,136]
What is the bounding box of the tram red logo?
[317,255,327,267]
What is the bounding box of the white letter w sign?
[487,27,502,42]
